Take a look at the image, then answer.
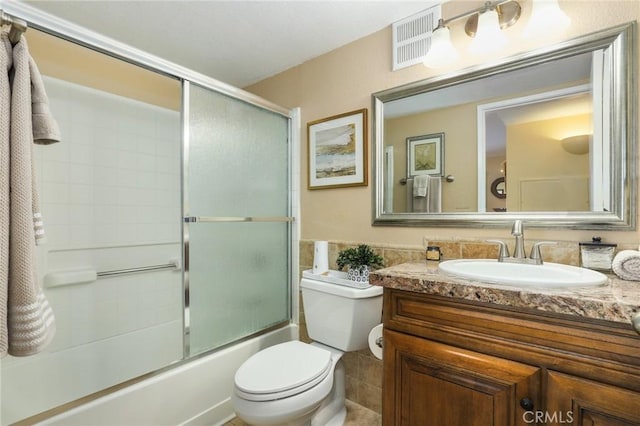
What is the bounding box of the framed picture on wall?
[406,132,444,178]
[307,109,368,189]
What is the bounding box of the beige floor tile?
[224,399,380,426]
[344,399,382,425]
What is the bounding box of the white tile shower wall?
[35,76,181,248]
[42,244,183,350]
[0,77,184,425]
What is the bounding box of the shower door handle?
[184,216,295,223]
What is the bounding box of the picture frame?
[307,109,368,189]
[406,132,444,178]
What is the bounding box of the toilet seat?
[234,341,332,402]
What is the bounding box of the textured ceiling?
[23,1,435,88]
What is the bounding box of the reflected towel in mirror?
[413,175,429,197]
[407,176,441,213]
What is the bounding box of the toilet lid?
[235,341,332,398]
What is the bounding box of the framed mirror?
[491,177,506,199]
[372,23,636,229]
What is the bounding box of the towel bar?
[97,261,178,278]
[399,175,455,185]
[0,9,27,45]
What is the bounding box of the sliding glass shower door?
[185,83,291,356]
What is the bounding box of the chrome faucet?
[488,220,556,265]
[511,220,526,259]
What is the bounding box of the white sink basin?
[438,259,608,288]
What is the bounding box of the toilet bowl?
[232,270,383,425]
[232,341,345,426]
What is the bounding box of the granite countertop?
[370,262,640,326]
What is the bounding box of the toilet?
[232,270,383,425]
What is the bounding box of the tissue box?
[579,238,617,271]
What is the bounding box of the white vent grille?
[392,5,441,71]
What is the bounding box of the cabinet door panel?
[384,329,541,426]
[547,371,640,426]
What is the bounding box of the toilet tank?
[300,270,383,352]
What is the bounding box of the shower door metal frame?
[3,2,298,420]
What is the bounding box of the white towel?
[1,31,56,358]
[413,175,429,197]
[612,250,640,281]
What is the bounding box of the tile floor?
[223,400,381,425]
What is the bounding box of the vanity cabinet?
[386,330,541,425]
[546,372,640,425]
[382,289,640,426]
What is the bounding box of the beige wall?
[26,29,181,111]
[247,0,640,247]
[507,114,591,211]
[386,104,477,213]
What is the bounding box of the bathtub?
[38,325,297,425]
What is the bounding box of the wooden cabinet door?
[547,371,640,426]
[383,329,541,426]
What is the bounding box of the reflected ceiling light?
[423,19,459,68]
[524,0,571,39]
[423,0,569,68]
[561,134,590,155]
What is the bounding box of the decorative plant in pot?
[336,244,384,284]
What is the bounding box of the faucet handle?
[487,239,510,261]
[511,220,523,236]
[529,241,557,263]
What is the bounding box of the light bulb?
[523,0,571,39]
[424,26,460,68]
[469,9,507,55]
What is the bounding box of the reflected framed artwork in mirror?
[407,132,444,178]
[372,23,636,229]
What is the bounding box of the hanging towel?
[30,55,61,145]
[1,28,12,358]
[612,249,640,281]
[410,175,442,213]
[29,53,59,245]
[413,174,429,197]
[428,176,442,213]
[1,31,56,358]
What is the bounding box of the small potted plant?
[336,244,384,285]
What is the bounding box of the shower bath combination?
[0,5,298,425]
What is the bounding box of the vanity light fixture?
[424,0,570,68]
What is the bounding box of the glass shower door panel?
[187,84,290,355]
[188,85,289,218]
[189,222,289,354]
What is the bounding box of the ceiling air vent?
[392,5,441,71]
